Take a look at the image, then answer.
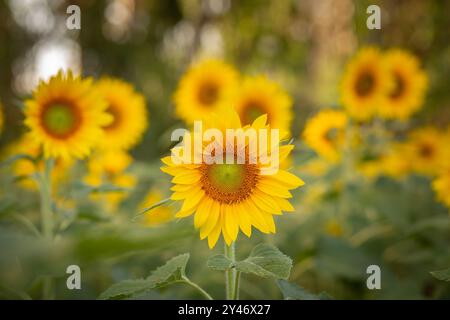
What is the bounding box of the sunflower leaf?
[276,280,331,300]
[235,244,292,279]
[207,254,233,271]
[98,253,190,299]
[430,268,450,281]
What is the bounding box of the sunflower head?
[173,59,238,124]
[341,47,390,121]
[96,78,148,150]
[233,75,293,132]
[378,49,428,120]
[433,166,450,210]
[161,108,304,248]
[303,110,348,162]
[84,150,136,211]
[139,189,175,226]
[405,127,449,176]
[24,70,112,160]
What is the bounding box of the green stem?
[224,241,237,300]
[181,276,213,300]
[233,271,241,300]
[39,159,54,239]
[38,158,55,299]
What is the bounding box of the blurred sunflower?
[303,110,348,162]
[84,150,136,210]
[341,47,390,121]
[3,134,72,190]
[232,75,293,132]
[404,127,448,176]
[433,166,450,210]
[24,70,111,159]
[378,49,428,120]
[139,189,174,226]
[161,109,304,248]
[96,78,148,150]
[173,59,238,124]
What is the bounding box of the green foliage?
[99,253,190,299]
[276,280,331,300]
[208,244,292,280]
[430,268,450,282]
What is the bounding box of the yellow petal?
[273,196,295,212]
[244,199,270,233]
[256,180,292,198]
[266,170,305,189]
[200,201,220,239]
[251,190,281,214]
[224,205,239,241]
[180,188,204,212]
[207,219,222,249]
[194,197,214,229]
[235,205,252,237]
[251,114,267,129]
[172,171,201,184]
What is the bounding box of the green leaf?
[147,253,190,287]
[276,280,331,300]
[0,154,36,168]
[235,244,292,279]
[207,254,233,271]
[99,253,190,300]
[98,280,152,300]
[430,268,450,281]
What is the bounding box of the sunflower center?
[200,162,259,204]
[242,101,266,125]
[198,82,219,106]
[324,127,339,143]
[419,143,434,158]
[390,72,405,99]
[355,71,375,97]
[41,102,80,138]
[104,104,121,130]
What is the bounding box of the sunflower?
[173,59,239,124]
[433,166,450,210]
[96,78,148,150]
[404,127,448,176]
[84,150,136,210]
[161,108,304,248]
[139,189,174,226]
[378,49,428,120]
[24,70,111,159]
[341,47,390,121]
[303,110,348,162]
[3,134,72,190]
[232,75,293,132]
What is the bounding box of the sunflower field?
[0,0,450,301]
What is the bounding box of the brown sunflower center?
[41,101,81,138]
[198,81,219,106]
[104,103,122,130]
[390,72,406,99]
[324,127,339,143]
[419,143,434,158]
[241,100,267,125]
[355,71,375,97]
[200,162,259,204]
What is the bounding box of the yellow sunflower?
[161,108,304,248]
[96,78,148,150]
[3,134,73,190]
[232,75,293,132]
[173,59,239,124]
[404,127,448,176]
[303,110,348,162]
[24,70,111,160]
[139,189,174,226]
[433,166,450,210]
[378,49,428,120]
[341,47,390,121]
[84,150,136,210]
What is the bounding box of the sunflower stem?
[38,158,55,299]
[224,241,238,300]
[181,276,213,300]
